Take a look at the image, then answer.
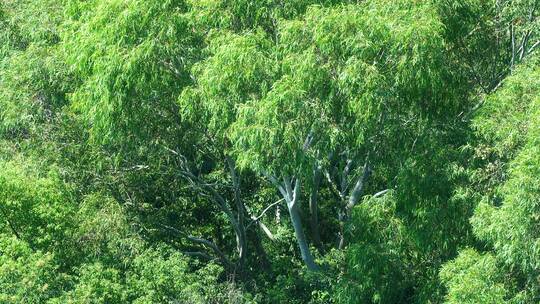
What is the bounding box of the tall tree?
[441,56,540,304]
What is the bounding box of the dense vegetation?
[0,0,538,303]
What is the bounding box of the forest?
[0,0,539,303]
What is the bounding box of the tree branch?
[341,159,353,195]
[263,171,288,199]
[373,189,390,198]
[528,40,540,54]
[518,29,532,60]
[226,156,246,265]
[324,169,346,201]
[257,221,276,241]
[248,199,285,227]
[183,251,215,261]
[290,177,301,209]
[160,224,233,268]
[510,23,516,68]
[345,162,371,214]
[303,130,315,151]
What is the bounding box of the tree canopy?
[0,0,538,303]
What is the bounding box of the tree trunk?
[309,164,322,251]
[338,163,371,250]
[288,203,319,271]
[226,157,247,269]
[287,178,319,271]
[265,173,319,271]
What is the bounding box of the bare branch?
[162,145,180,156]
[345,162,371,213]
[258,221,276,241]
[283,176,293,202]
[263,171,288,199]
[528,40,540,54]
[324,169,346,201]
[341,159,353,195]
[160,224,233,268]
[226,156,246,264]
[372,189,390,198]
[183,251,215,261]
[186,235,234,268]
[511,23,516,68]
[302,130,315,151]
[518,30,532,60]
[248,198,285,227]
[293,178,300,202]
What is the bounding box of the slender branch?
[263,171,288,199]
[309,162,322,250]
[186,235,233,268]
[226,156,246,265]
[178,167,240,236]
[338,162,370,250]
[510,23,515,68]
[528,40,540,54]
[518,30,532,60]
[257,221,276,241]
[303,130,315,151]
[293,178,300,201]
[324,169,345,201]
[341,159,353,195]
[373,189,390,198]
[183,251,215,260]
[284,176,293,203]
[226,156,243,222]
[159,150,246,268]
[247,199,285,227]
[160,224,233,268]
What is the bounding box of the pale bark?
[338,162,371,249]
[309,163,322,250]
[287,178,319,271]
[289,203,319,271]
[226,156,247,268]
[265,173,319,271]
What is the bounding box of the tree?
[441,57,540,304]
[1,0,539,302]
[228,0,468,270]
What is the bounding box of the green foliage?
[229,0,466,175]
[442,57,540,303]
[64,0,200,146]
[55,249,239,304]
[1,0,539,303]
[0,44,70,138]
[338,192,414,303]
[435,0,539,93]
[466,58,540,202]
[179,30,276,140]
[0,160,75,253]
[0,1,70,141]
[0,0,63,46]
[0,235,68,304]
[440,249,507,304]
[187,0,358,34]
